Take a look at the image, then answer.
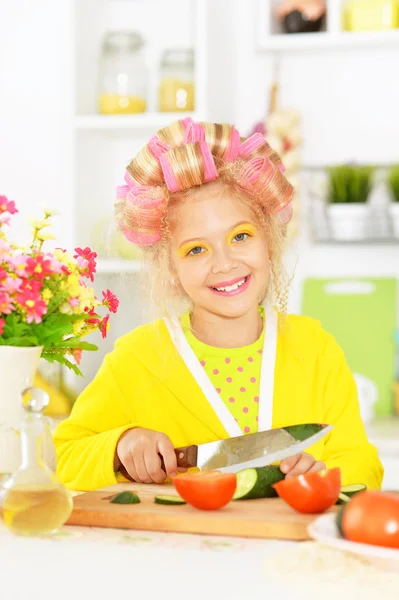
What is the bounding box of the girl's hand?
[280,452,326,479]
[116,428,186,484]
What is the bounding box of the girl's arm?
[319,332,384,490]
[54,350,138,492]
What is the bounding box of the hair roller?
[148,136,171,160]
[238,133,266,158]
[239,156,294,217]
[274,202,293,225]
[118,185,166,247]
[126,145,164,186]
[184,121,206,144]
[160,142,218,192]
[224,127,240,162]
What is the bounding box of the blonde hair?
[115,119,294,319]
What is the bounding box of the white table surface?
[1,418,398,600]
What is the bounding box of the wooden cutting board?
[67,483,338,541]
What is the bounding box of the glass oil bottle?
[1,387,73,536]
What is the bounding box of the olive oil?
[3,484,72,536]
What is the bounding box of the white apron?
[164,305,278,437]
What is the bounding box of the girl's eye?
[188,246,206,256]
[232,232,249,243]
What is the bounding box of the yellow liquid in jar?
[159,79,195,112]
[2,484,73,536]
[99,94,147,114]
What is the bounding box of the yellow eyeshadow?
[178,241,209,257]
[228,223,257,242]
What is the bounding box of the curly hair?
[115,119,294,319]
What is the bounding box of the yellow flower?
[37,231,56,242]
[73,320,86,335]
[43,208,60,217]
[60,302,74,315]
[42,289,53,304]
[66,274,81,297]
[28,218,51,230]
[54,249,77,270]
[78,285,99,311]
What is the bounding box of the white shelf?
[258,29,399,52]
[74,112,201,132]
[95,258,143,274]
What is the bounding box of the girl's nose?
[211,245,238,274]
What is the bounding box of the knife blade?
[172,423,333,473]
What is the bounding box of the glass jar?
[98,31,147,115]
[158,49,195,112]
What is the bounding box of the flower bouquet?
[0,194,119,376]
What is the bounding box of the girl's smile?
[208,274,251,296]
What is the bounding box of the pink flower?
[48,256,64,275]
[73,348,83,365]
[100,314,110,339]
[26,255,53,280]
[20,279,43,294]
[1,276,23,294]
[0,318,5,335]
[16,289,47,324]
[0,267,7,281]
[85,306,100,325]
[0,214,11,226]
[0,239,12,257]
[0,292,14,315]
[101,289,119,314]
[11,255,29,277]
[69,297,79,308]
[0,196,18,215]
[74,247,97,282]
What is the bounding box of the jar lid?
[160,48,194,67]
[103,31,145,53]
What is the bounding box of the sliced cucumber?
[336,484,366,505]
[336,505,346,536]
[233,465,285,500]
[154,495,187,505]
[110,491,140,504]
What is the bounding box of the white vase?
[327,203,370,241]
[0,346,43,476]
[388,202,399,239]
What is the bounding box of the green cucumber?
[283,423,326,441]
[154,495,187,505]
[110,491,140,504]
[336,484,366,505]
[233,465,285,500]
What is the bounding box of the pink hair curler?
[274,201,293,225]
[180,116,193,129]
[224,127,241,162]
[148,136,171,160]
[239,156,272,186]
[126,185,164,208]
[238,133,265,158]
[199,141,218,183]
[116,185,130,198]
[120,225,161,246]
[124,171,137,188]
[159,154,181,193]
[184,121,205,144]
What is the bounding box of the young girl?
[54,119,383,492]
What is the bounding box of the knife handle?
[119,445,198,481]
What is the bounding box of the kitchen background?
[1,0,399,485]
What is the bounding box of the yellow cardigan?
[54,313,384,491]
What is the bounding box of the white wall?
[0,0,74,249]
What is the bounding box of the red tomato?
[273,467,341,514]
[172,472,237,510]
[341,491,399,549]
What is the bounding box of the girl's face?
[170,184,270,319]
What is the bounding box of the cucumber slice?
[154,495,187,505]
[336,505,346,536]
[336,484,366,505]
[233,465,285,500]
[110,491,140,504]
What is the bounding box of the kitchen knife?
[119,424,333,480]
[156,423,332,474]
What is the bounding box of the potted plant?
[387,165,399,239]
[326,164,374,241]
[0,194,119,475]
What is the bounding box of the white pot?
[388,202,399,239]
[327,203,370,241]
[0,346,44,475]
